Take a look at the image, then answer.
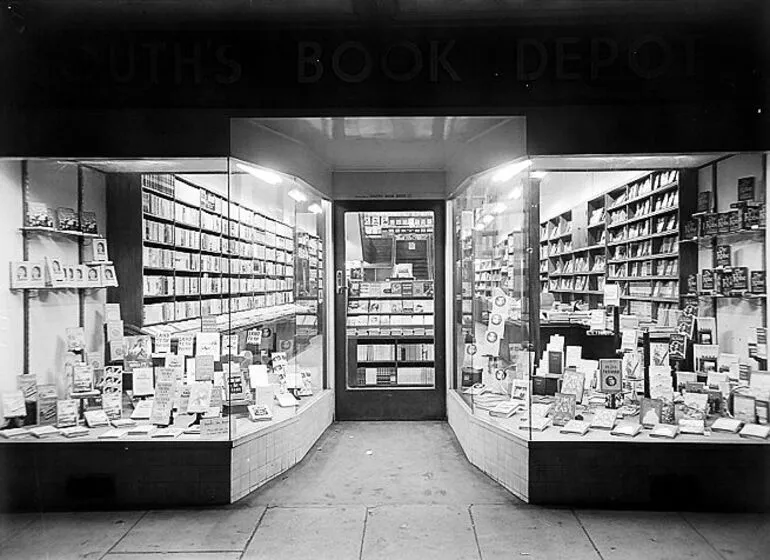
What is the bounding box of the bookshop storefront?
[1,6,769,511]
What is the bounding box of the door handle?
[336,270,348,295]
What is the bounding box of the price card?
[620,329,639,351]
[195,355,215,382]
[201,416,229,437]
[247,329,262,346]
[222,334,239,356]
[589,309,605,331]
[177,333,195,356]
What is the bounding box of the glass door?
[334,200,446,420]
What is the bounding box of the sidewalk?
[1,422,768,559]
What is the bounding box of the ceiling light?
[507,186,523,200]
[481,214,494,225]
[235,162,282,185]
[492,159,533,183]
[308,203,322,214]
[491,202,507,215]
[473,222,487,231]
[288,189,307,202]
[531,171,548,179]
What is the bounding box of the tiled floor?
[1,421,768,560]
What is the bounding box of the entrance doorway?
[334,199,446,420]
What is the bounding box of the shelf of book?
[20,227,103,239]
[607,205,678,230]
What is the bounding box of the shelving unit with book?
[295,231,324,347]
[107,173,297,339]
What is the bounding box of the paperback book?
[590,409,617,430]
[610,424,642,438]
[559,419,590,436]
[56,207,80,231]
[26,202,55,228]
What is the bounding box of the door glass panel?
[344,211,436,389]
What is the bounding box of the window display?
[0,158,329,442]
[453,153,769,444]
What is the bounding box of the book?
[275,391,298,408]
[84,409,110,428]
[739,423,770,440]
[125,335,151,363]
[590,409,617,430]
[2,391,26,418]
[37,385,58,426]
[110,418,136,428]
[679,419,706,435]
[187,382,212,414]
[732,267,749,291]
[98,429,127,439]
[640,398,663,428]
[151,428,182,439]
[9,261,45,289]
[599,359,622,394]
[195,332,221,358]
[738,176,756,201]
[72,363,94,393]
[132,368,155,397]
[727,210,742,233]
[733,394,757,424]
[26,202,55,228]
[611,424,642,437]
[56,207,80,231]
[751,271,766,294]
[622,350,642,381]
[550,392,576,427]
[559,370,585,403]
[60,426,89,438]
[0,428,30,439]
[696,191,712,213]
[56,399,79,428]
[669,334,687,361]
[547,350,563,375]
[702,213,719,236]
[102,264,118,287]
[717,212,731,234]
[711,418,743,433]
[130,400,153,420]
[650,342,669,366]
[45,257,65,284]
[560,419,589,435]
[126,424,153,436]
[488,400,523,418]
[105,303,122,323]
[80,211,98,234]
[519,416,551,432]
[247,404,273,422]
[715,245,731,268]
[88,238,109,262]
[29,425,60,438]
[649,424,679,439]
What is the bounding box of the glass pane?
[345,211,436,389]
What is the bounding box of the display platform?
[448,391,770,512]
[0,390,333,512]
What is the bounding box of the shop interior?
[0,118,768,450]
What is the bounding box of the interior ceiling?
[254,117,511,172]
[78,158,229,174]
[531,154,728,170]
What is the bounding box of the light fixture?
[492,159,533,183]
[491,202,507,215]
[288,189,307,202]
[473,222,487,231]
[531,171,548,179]
[481,214,494,225]
[235,162,283,185]
[507,186,523,200]
[308,203,322,214]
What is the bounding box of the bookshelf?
[346,279,436,388]
[107,173,296,334]
[539,169,697,321]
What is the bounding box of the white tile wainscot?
[230,389,334,502]
[447,390,530,502]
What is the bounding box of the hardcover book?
[187,382,213,414]
[649,424,679,439]
[739,423,770,440]
[696,191,712,214]
[518,416,551,432]
[551,392,576,427]
[98,429,126,439]
[732,267,749,291]
[559,370,585,403]
[702,213,719,236]
[650,343,669,366]
[727,210,742,233]
[737,176,756,201]
[711,418,743,433]
[599,359,622,393]
[559,419,589,435]
[84,409,110,428]
[683,219,699,239]
[56,207,80,231]
[679,419,705,435]
[247,404,273,422]
[72,363,94,394]
[701,269,715,292]
[669,334,687,361]
[717,212,731,234]
[547,350,563,375]
[129,400,153,421]
[2,391,26,418]
[611,424,642,437]
[751,271,766,294]
[26,202,55,228]
[715,245,731,268]
[102,264,119,287]
[105,303,122,323]
[60,426,89,438]
[590,408,617,430]
[56,399,79,428]
[45,257,65,284]
[80,211,98,234]
[488,401,523,418]
[37,385,58,426]
[744,205,763,229]
[640,398,663,428]
[29,425,60,438]
[65,327,87,353]
[195,332,221,358]
[132,368,155,397]
[733,394,757,424]
[111,418,135,428]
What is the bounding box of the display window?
[0,157,330,442]
[452,153,770,443]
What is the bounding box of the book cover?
[106,321,124,343]
[518,416,551,432]
[125,335,151,363]
[37,385,58,426]
[649,424,679,439]
[696,191,712,214]
[150,379,175,426]
[26,202,55,228]
[30,425,60,438]
[715,245,731,268]
[60,426,89,438]
[711,418,743,433]
[187,382,212,414]
[744,205,763,229]
[717,212,731,234]
[683,219,699,239]
[195,332,221,358]
[84,409,110,428]
[488,401,523,418]
[195,354,215,382]
[702,213,719,236]
[560,370,585,403]
[721,270,734,293]
[100,264,117,287]
[559,419,589,435]
[129,400,153,421]
[17,374,37,403]
[679,419,705,435]
[56,207,80,231]
[700,269,715,292]
[109,340,126,362]
[247,404,273,422]
[610,424,642,437]
[72,363,94,393]
[80,211,98,234]
[551,392,576,427]
[733,394,757,424]
[132,367,155,397]
[669,334,687,361]
[86,265,102,286]
[590,409,617,430]
[738,176,756,201]
[547,350,563,375]
[622,350,642,382]
[45,257,65,284]
[56,399,79,428]
[88,238,109,262]
[751,271,766,294]
[739,423,770,440]
[599,359,622,393]
[104,303,122,323]
[2,391,26,418]
[154,332,171,354]
[640,398,663,428]
[650,342,670,366]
